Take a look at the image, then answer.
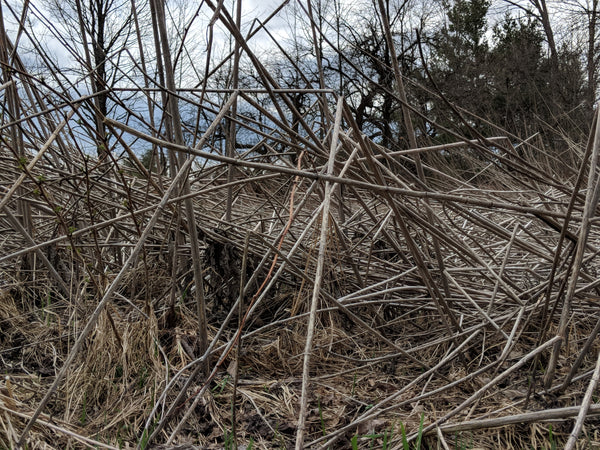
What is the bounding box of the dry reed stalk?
[153,0,210,377]
[376,0,454,303]
[437,403,600,433]
[0,403,120,450]
[295,96,344,449]
[564,348,600,449]
[3,208,70,296]
[545,109,600,389]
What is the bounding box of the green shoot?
[318,397,326,436]
[415,412,424,449]
[351,434,358,450]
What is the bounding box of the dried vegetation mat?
[2,29,600,449]
[3,105,600,450]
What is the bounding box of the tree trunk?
[587,0,598,109]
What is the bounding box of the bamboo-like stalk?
[225,0,242,223]
[295,96,344,449]
[0,107,78,213]
[436,403,600,433]
[0,5,33,272]
[544,110,600,388]
[564,347,600,449]
[152,0,209,376]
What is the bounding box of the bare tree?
[560,0,600,108]
[44,0,135,158]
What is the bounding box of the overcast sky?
[3,0,297,73]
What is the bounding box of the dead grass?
[3,143,600,449]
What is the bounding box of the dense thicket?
[2,1,600,449]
